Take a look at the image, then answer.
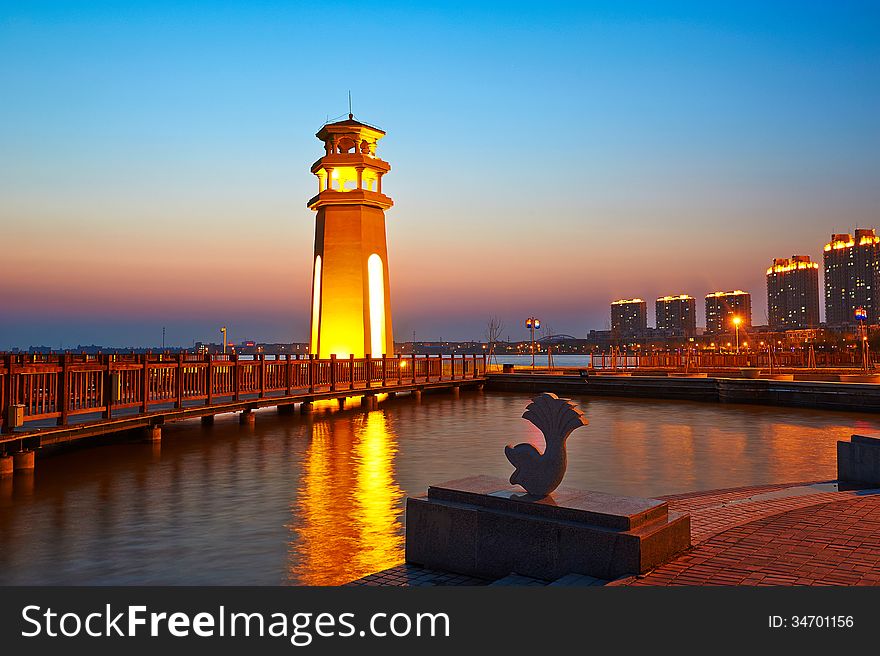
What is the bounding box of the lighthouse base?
[405,475,690,582]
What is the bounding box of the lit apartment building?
[823,229,880,327]
[610,298,648,339]
[655,294,696,337]
[705,290,752,334]
[766,255,820,330]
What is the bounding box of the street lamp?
[856,307,869,373]
[220,326,227,354]
[525,317,541,369]
[732,316,742,354]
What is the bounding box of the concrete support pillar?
[452,386,460,399]
[300,401,313,414]
[278,404,296,415]
[361,395,373,409]
[144,425,161,443]
[387,392,397,399]
[337,398,346,409]
[240,410,255,426]
[0,455,12,478]
[0,474,11,501]
[413,390,422,402]
[13,450,35,473]
[477,383,485,391]
[201,415,215,426]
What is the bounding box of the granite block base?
[405,475,691,581]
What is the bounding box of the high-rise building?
[655,295,696,337]
[308,114,395,358]
[823,229,880,327]
[766,256,820,330]
[610,299,647,339]
[705,291,752,334]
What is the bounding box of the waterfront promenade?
[487,370,880,412]
[352,479,880,587]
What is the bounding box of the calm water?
[1,391,878,585]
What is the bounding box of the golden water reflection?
[289,405,404,585]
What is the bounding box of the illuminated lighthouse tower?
[307,114,394,359]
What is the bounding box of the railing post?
[259,353,266,399]
[411,353,416,384]
[206,354,214,406]
[308,355,315,393]
[350,354,356,390]
[365,354,371,389]
[233,354,240,402]
[286,354,293,396]
[382,354,387,387]
[425,355,431,383]
[2,354,14,433]
[396,354,402,385]
[102,354,114,419]
[141,353,150,414]
[175,352,184,409]
[330,354,337,392]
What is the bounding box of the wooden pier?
[0,353,487,456]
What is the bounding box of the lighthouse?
[307,114,395,359]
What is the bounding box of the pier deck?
[0,353,486,451]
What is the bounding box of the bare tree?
[485,316,504,366]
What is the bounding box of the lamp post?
[525,317,540,369]
[856,307,868,373]
[220,326,227,355]
[732,316,742,354]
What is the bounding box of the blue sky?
[1,1,878,347]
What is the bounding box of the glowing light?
[706,290,748,298]
[612,298,644,305]
[732,316,742,326]
[824,237,857,251]
[657,294,693,302]
[368,254,386,356]
[766,258,819,275]
[310,255,322,354]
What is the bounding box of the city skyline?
[2,2,879,348]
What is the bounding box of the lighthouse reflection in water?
[290,398,404,585]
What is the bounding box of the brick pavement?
[628,493,880,586]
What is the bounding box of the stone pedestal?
[838,434,880,486]
[406,475,690,582]
[300,401,313,414]
[201,415,215,426]
[239,411,255,426]
[0,455,12,478]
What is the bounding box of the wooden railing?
[0,353,487,433]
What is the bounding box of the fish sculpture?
[505,392,588,497]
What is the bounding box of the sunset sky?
[2,1,878,348]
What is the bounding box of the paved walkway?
[350,480,880,587]
[623,483,880,586]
